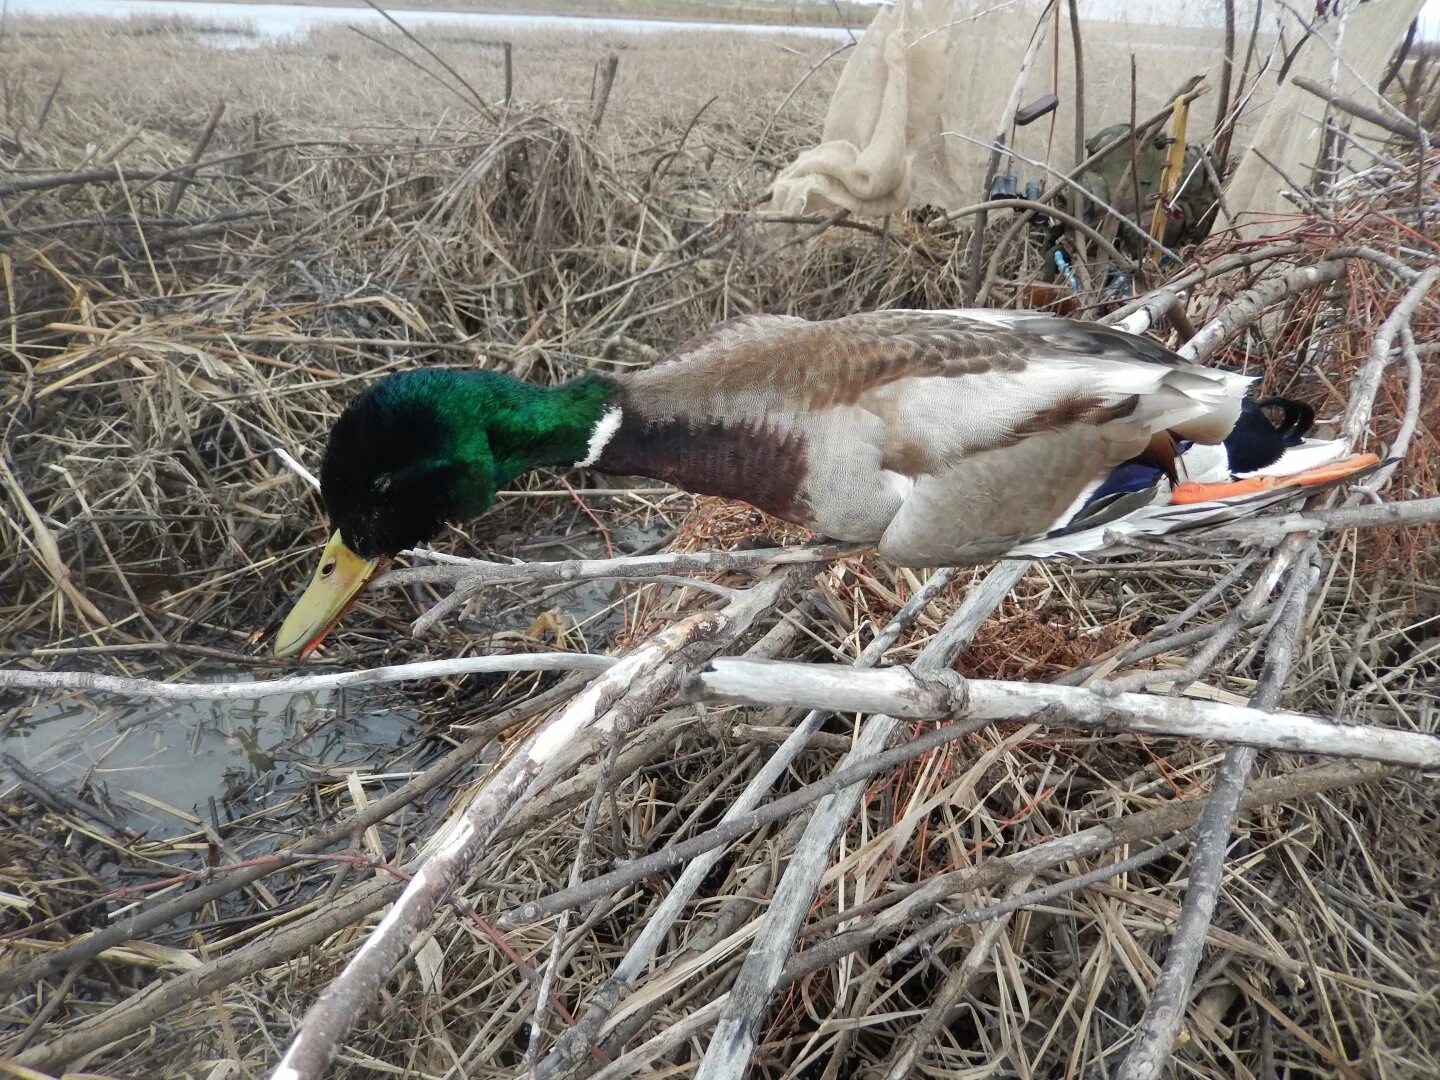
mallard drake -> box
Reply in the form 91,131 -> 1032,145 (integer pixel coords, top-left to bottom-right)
273,309 -> 1377,658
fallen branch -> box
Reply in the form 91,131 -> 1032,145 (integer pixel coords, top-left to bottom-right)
1178,260 -> 1347,362
1115,538 -> 1316,1078
386,542 -> 864,635
536,568 -> 959,1076
691,559 -> 1032,1079
1293,74 -> 1432,144
684,659 -> 1440,768
1341,265 -> 1440,444
271,565 -> 814,1080
271,611 -> 724,1080
0,652 -> 613,701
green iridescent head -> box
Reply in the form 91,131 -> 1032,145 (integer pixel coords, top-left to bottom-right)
320,368 -> 614,558
272,368 -> 614,659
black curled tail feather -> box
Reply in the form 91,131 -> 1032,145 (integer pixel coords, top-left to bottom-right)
1254,397 -> 1316,443
1223,396 -> 1318,474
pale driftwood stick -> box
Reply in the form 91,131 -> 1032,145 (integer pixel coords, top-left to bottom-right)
1361,326 -> 1425,493
1178,260 -> 1347,362
535,569 -> 958,1077
391,542 -> 864,635
685,659 -> 1440,768
1110,289 -> 1186,336
270,612 -> 724,1080
572,759 -> 1394,1080
693,559 -> 1031,1080
1341,264 -> 1440,445
1100,243 -> 1297,327
1114,544 -> 1315,1080
1102,244 -> 1419,333
271,565 -> 815,1080
0,653 -> 612,702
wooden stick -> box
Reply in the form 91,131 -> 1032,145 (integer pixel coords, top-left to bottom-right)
270,612 -> 724,1080
590,53 -> 620,132
1293,74 -> 1432,144
536,568 -> 960,1076
270,565 -> 813,1080
0,653 -> 613,702
1114,539 -> 1315,1079
691,560 -> 1031,1079
684,659 -> 1440,768
392,542 -> 865,636
163,101 -> 226,217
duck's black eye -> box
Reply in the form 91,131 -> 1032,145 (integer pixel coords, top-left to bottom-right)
373,473 -> 392,494
321,560 -> 336,578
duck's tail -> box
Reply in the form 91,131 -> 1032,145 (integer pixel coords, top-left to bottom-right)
1012,393 -> 1382,559
1009,451 -> 1381,559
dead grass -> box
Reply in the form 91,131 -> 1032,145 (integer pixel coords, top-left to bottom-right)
1,13 -> 1438,1080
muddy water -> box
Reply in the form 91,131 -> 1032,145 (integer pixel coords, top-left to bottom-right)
3,518 -> 665,837
4,681 -> 418,837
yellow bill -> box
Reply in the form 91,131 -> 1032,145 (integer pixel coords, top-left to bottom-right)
273,531 -> 382,659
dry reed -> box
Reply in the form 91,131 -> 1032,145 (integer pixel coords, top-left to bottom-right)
2,13 -> 1438,1080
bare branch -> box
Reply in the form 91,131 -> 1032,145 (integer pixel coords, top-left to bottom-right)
692,559 -> 1032,1079
685,659 -> 1440,768
0,652 -> 613,701
271,612 -> 725,1080
382,542 -> 865,636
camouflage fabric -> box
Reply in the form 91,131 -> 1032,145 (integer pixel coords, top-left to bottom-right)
1041,123 -> 1220,283
1076,122 -> 1220,247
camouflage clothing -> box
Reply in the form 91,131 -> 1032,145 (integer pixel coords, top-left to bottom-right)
1041,123 -> 1220,282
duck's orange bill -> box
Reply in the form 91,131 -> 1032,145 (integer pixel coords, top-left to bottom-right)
273,531 -> 383,659
1170,453 -> 1381,506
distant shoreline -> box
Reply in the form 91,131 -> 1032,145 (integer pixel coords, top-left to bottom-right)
109,0 -> 872,31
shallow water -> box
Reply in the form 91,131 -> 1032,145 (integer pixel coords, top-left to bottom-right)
3,679 -> 418,838
2,517 -> 664,837
9,0 -> 853,44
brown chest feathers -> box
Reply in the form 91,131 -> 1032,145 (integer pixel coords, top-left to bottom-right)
594,406 -> 813,526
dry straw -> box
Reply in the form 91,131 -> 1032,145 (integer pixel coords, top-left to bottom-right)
2,11 -> 1439,1080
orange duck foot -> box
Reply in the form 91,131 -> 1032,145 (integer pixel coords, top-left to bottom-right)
1170,453 -> 1381,506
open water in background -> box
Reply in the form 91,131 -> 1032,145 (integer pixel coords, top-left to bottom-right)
5,0 -> 854,43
